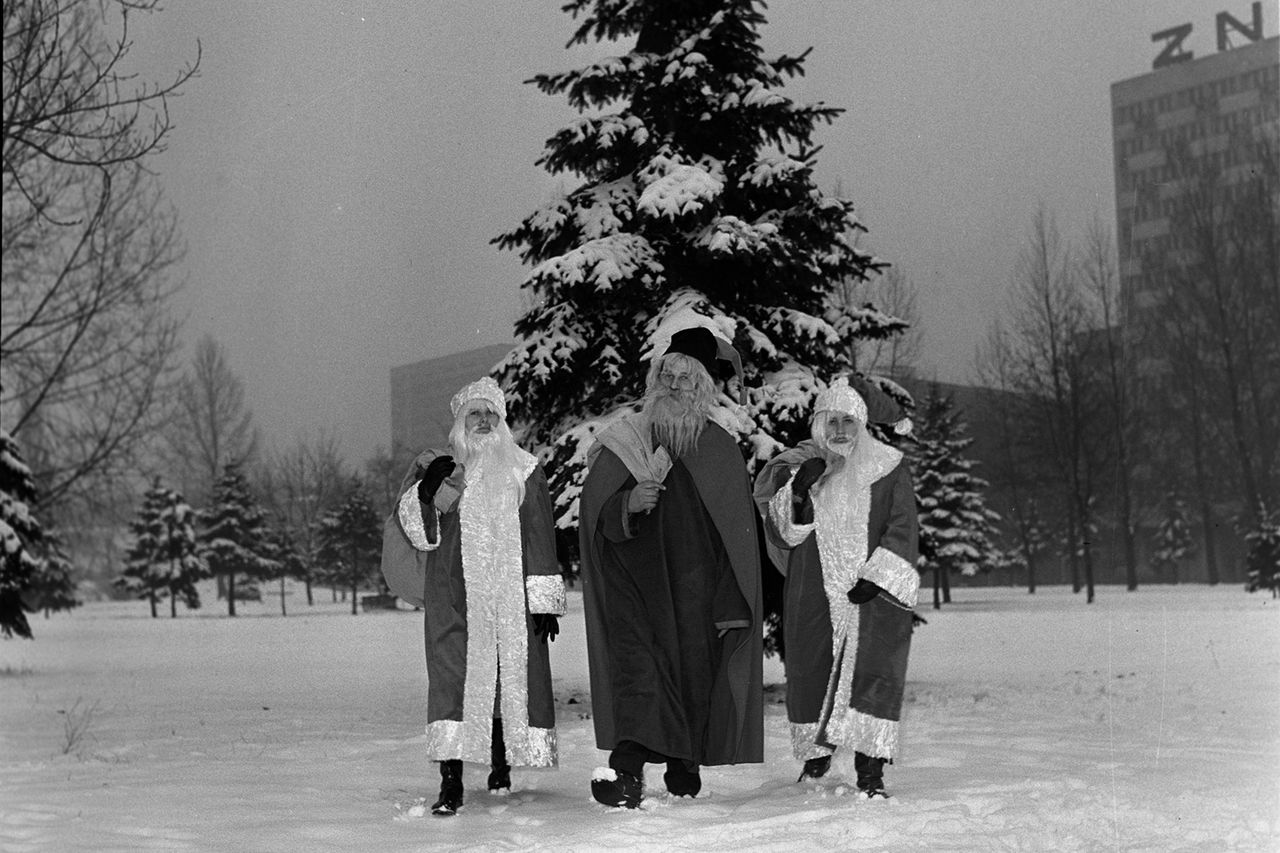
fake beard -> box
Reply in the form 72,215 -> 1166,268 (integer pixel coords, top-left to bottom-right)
458,429 -> 518,483
645,389 -> 707,458
823,433 -> 859,458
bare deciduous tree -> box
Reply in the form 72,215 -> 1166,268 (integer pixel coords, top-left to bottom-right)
1147,128 -> 1280,530
1,0 -> 199,508
835,267 -> 923,378
259,431 -> 347,606
164,335 -> 260,508
987,207 -> 1107,602
1080,216 -> 1140,590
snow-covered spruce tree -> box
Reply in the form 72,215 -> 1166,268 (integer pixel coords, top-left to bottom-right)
26,527 -> 78,619
1,429 -> 42,638
119,479 -> 202,617
1151,491 -> 1194,585
118,479 -> 204,618
315,479 -> 383,615
201,464 -> 277,617
910,385 -> 1002,610
265,526 -> 305,617
494,1 -> 903,567
118,478 -> 170,617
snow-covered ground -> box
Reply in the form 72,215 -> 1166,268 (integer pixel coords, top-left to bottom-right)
1,585 -> 1277,852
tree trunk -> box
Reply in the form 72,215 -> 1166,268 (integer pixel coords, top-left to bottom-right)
932,566 -> 941,610
149,591 -> 157,619
279,577 -> 287,617
227,572 -> 237,617
941,567 -> 952,604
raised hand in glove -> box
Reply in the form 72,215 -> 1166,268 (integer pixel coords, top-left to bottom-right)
532,613 -> 559,644
847,578 -> 884,605
417,455 -> 456,504
791,457 -> 827,500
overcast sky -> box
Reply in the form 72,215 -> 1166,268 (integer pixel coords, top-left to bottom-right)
124,1 -> 1277,465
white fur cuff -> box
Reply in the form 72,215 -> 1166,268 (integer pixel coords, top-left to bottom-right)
768,474 -> 817,548
860,546 -> 919,609
526,574 -> 567,616
398,484 -> 440,551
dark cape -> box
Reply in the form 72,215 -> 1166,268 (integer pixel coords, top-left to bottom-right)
579,417 -> 764,766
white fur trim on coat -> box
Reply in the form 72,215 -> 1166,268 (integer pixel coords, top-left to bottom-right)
860,546 -> 919,609
525,574 -> 567,616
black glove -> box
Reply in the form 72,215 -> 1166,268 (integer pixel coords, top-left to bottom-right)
417,455 -> 456,504
532,613 -> 559,644
847,579 -> 883,605
791,457 -> 827,500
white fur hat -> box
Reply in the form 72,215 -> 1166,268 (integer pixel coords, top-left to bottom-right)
813,376 -> 868,422
450,376 -> 506,419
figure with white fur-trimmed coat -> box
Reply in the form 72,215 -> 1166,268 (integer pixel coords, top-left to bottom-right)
753,376 -> 919,799
381,377 -> 566,817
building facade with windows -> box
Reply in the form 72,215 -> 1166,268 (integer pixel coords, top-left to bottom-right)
1110,33 -> 1278,339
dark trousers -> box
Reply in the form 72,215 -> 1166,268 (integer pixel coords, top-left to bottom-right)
610,739 -> 698,778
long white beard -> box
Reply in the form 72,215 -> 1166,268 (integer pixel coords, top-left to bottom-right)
456,430 -> 524,497
645,390 -> 708,458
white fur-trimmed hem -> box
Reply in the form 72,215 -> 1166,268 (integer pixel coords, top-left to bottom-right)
424,719 -> 558,767
861,546 -> 919,609
789,721 -> 836,762
526,574 -> 567,616
398,484 -> 440,551
824,707 -> 900,759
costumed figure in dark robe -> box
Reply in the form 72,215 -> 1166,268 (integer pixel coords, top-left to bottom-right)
381,377 -> 566,817
579,326 -> 764,809
753,377 -> 919,798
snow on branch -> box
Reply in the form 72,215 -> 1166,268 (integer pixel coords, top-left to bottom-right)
528,233 -> 660,292
764,306 -> 840,346
745,154 -> 807,188
698,215 -> 780,254
637,151 -> 724,219
575,180 -> 637,240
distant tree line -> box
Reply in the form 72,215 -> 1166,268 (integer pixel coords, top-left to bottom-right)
977,119 -> 1277,599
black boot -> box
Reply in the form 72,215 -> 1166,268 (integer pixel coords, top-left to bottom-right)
592,742 -> 646,808
797,754 -> 832,782
854,752 -> 888,798
591,768 -> 643,808
487,717 -> 511,792
663,760 -> 701,798
432,759 -> 464,816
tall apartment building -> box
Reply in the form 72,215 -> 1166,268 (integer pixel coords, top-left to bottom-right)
1110,16 -> 1277,356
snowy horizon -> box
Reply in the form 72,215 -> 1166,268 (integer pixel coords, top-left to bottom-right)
2,584 -> 1277,851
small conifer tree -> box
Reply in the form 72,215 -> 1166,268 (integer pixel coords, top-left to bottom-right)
910,385 -> 1002,609
1151,492 -> 1194,585
201,464 -> 277,617
316,479 -> 383,615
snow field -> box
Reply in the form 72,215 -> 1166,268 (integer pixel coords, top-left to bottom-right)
0,585 -> 1277,852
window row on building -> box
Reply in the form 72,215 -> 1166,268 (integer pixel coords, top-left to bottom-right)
1112,64 -> 1279,126
1116,104 -> 1274,159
